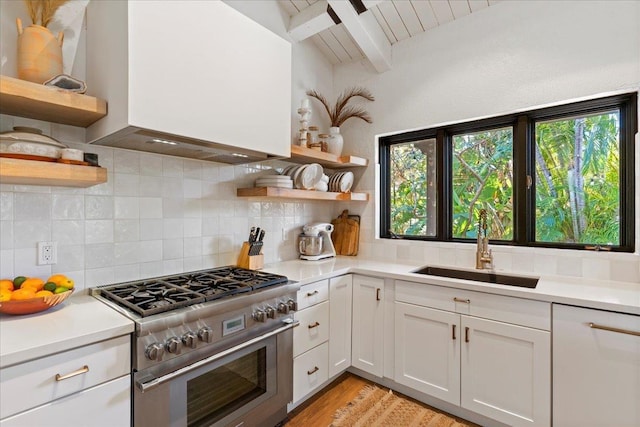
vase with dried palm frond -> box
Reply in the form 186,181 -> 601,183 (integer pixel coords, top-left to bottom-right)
306,87 -> 374,155
16,0 -> 68,84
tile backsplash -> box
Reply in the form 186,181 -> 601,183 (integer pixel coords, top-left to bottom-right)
0,116 -> 334,292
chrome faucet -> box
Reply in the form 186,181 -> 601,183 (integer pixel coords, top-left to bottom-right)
476,209 -> 493,270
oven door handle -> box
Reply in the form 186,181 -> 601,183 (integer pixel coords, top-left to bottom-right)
137,320 -> 299,393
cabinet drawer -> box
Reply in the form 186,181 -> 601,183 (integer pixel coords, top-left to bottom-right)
0,375 -> 130,427
297,280 -> 329,310
293,341 -> 329,404
396,280 -> 550,330
0,335 -> 130,419
294,301 -> 329,357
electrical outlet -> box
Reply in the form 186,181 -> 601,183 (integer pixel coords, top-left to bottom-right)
37,241 -> 57,265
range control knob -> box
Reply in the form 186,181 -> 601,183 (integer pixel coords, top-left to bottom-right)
182,331 -> 198,349
287,299 -> 298,312
165,336 -> 182,354
252,309 -> 266,323
265,306 -> 276,319
145,343 -> 165,361
198,326 -> 213,343
277,302 -> 289,314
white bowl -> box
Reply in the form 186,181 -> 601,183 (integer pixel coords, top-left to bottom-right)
0,127 -> 67,161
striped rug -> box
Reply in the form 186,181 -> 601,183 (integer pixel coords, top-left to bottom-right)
331,385 -> 474,427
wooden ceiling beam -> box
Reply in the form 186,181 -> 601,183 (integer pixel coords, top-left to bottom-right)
327,0 -> 392,72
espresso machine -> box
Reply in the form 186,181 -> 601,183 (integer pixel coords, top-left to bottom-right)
298,223 -> 336,261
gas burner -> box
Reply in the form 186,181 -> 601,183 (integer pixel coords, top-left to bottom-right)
95,266 -> 289,317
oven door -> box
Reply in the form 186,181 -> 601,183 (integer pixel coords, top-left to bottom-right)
134,322 -> 296,427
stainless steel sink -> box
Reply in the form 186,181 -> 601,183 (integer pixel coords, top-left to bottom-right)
413,266 -> 539,289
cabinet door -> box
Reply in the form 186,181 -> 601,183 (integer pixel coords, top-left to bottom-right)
461,316 -> 550,427
395,302 -> 460,405
553,304 -> 640,427
0,376 -> 130,427
293,301 -> 329,357
351,275 -> 384,377
329,275 -> 352,377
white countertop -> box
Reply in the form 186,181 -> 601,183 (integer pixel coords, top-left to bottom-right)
263,257 -> 640,316
1,257 -> 637,368
0,295 -> 134,368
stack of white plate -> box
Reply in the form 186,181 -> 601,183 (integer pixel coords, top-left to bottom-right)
255,174 -> 293,188
328,171 -> 354,193
281,163 -> 324,190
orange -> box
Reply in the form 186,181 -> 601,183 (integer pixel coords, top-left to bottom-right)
0,289 -> 11,302
0,279 -> 14,292
47,274 -> 74,290
21,278 -> 45,291
11,288 -> 37,300
35,290 -> 54,297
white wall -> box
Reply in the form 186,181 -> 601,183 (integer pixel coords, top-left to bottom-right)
334,0 -> 640,282
0,0 -> 335,292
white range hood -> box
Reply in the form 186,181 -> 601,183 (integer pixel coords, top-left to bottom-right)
85,0 -> 292,164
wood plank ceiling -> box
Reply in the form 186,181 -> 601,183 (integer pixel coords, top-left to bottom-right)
278,0 -> 501,71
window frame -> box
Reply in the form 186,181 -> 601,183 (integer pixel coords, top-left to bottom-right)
379,92 -> 637,252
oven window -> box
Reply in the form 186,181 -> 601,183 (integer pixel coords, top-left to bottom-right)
187,347 -> 267,427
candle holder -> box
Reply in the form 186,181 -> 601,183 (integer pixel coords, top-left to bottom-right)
297,106 -> 311,146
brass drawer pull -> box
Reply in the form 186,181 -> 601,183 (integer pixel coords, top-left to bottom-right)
589,323 -> 640,337
307,366 -> 319,375
306,290 -> 319,297
452,324 -> 456,340
55,365 -> 89,381
308,321 -> 320,329
465,327 -> 470,343
376,288 -> 381,301
454,297 -> 470,304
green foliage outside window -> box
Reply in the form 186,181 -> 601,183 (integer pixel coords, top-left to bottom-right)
535,111 -> 620,244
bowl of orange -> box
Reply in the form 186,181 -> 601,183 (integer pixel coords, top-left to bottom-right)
0,275 -> 75,315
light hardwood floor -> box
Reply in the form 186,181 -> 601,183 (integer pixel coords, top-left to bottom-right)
285,373 -> 373,427
284,373 -> 477,427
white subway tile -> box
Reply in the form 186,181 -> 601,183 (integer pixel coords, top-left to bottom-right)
55,245 -> 85,271
114,264 -> 141,283
85,220 -> 114,244
0,249 -> 14,278
163,218 -> 184,239
140,219 -> 163,241
0,192 -> 13,220
85,267 -> 116,287
139,197 -> 162,218
52,220 -> 84,245
13,247 -> 51,278
14,193 -> 51,220
13,220 -> 51,248
114,241 -> 141,265
1,221 -> 12,250
139,175 -> 163,197
184,179 -> 202,198
139,240 -> 163,262
114,197 -> 140,219
52,194 -> 84,220
114,219 -> 140,242
114,150 -> 140,174
163,157 -> 183,177
85,195 -> 114,219
184,237 -> 202,257
114,173 -> 140,196
140,153 -> 164,176
85,243 -> 115,268
163,239 -> 184,260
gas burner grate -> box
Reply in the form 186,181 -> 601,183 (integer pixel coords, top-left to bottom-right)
98,281 -> 205,317
95,266 -> 289,316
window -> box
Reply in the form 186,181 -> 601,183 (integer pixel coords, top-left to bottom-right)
379,93 -> 637,251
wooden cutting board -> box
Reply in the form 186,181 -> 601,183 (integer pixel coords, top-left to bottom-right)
331,210 -> 360,256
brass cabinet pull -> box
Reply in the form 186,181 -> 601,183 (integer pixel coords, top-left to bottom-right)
306,290 -> 319,297
55,365 -> 89,381
454,297 -> 471,304
452,324 -> 456,340
465,327 -> 470,343
376,288 -> 381,301
307,366 -> 319,375
589,322 -> 640,337
308,321 -> 320,329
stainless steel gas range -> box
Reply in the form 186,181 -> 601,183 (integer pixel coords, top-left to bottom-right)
92,266 -> 300,427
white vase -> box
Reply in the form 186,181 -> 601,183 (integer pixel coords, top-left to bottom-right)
327,127 -> 344,155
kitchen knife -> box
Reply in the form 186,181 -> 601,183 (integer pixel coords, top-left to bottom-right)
250,241 -> 263,256
248,227 -> 256,243
257,229 -> 265,243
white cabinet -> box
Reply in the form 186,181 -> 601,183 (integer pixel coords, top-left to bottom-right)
553,304 -> 640,427
0,335 -> 131,425
0,376 -> 130,427
460,316 -> 550,426
86,0 -> 291,160
395,281 -> 551,427
329,275 -> 352,377
352,275 -> 385,377
395,302 -> 460,404
291,280 -> 330,406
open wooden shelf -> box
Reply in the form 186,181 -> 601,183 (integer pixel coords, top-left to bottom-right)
289,145 -> 368,168
237,187 -> 369,201
0,157 -> 107,188
0,75 -> 107,127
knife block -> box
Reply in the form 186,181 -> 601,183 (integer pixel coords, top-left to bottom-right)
237,242 -> 264,270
